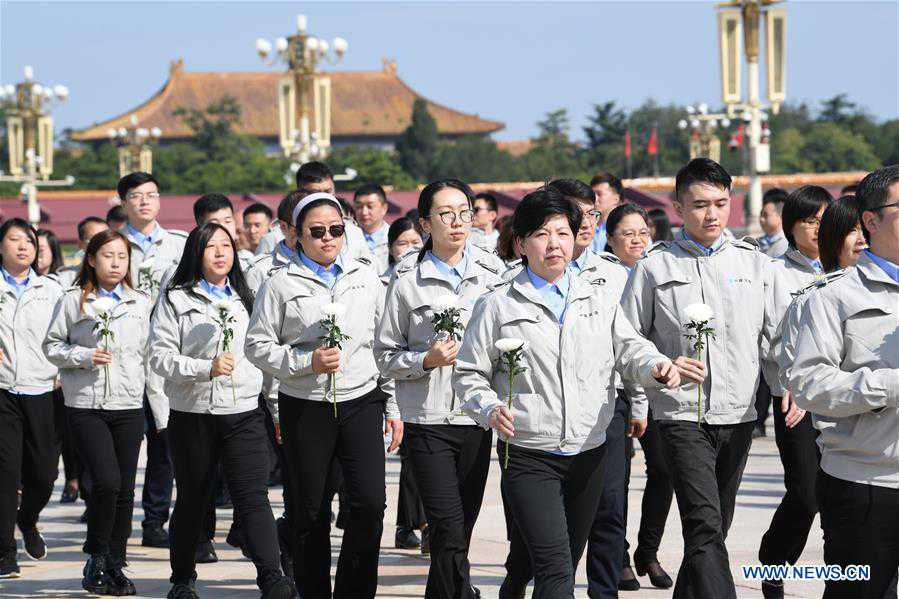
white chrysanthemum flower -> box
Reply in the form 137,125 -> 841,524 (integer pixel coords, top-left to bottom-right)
90,297 -> 117,317
321,302 -> 347,318
495,338 -> 525,353
684,303 -> 714,323
139,258 -> 155,271
212,299 -> 233,313
431,294 -> 459,313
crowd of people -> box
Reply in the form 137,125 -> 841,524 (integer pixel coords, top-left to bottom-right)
0,156 -> 896,599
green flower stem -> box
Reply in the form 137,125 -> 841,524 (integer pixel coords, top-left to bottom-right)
504,363 -> 513,469
696,346 -> 702,427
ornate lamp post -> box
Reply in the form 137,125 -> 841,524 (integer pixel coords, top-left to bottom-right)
679,103 -> 732,163
0,65 -> 74,225
256,15 -> 347,170
717,0 -> 787,235
107,114 -> 162,176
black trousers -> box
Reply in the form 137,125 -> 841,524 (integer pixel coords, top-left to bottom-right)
280,389 -> 387,599
502,442 -> 607,599
624,412 -> 673,568
168,408 -> 280,587
142,396 -> 173,529
759,398 -> 820,568
396,442 -> 426,530
658,419 -> 754,599
755,375 -> 771,432
405,423 -> 491,599
818,471 -> 899,599
0,389 -> 58,553
53,388 -> 81,483
67,407 -> 144,562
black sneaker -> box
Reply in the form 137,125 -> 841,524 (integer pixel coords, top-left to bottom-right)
142,524 -> 170,548
82,554 -> 111,595
261,574 -> 297,599
194,540 -> 218,564
394,527 -> 421,549
21,527 -> 47,560
106,559 -> 137,596
167,582 -> 199,599
0,550 -> 20,578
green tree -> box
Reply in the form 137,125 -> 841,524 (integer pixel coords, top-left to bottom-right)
800,122 -> 880,172
327,146 -> 415,190
517,109 -> 585,181
432,136 -> 521,182
395,98 -> 439,181
873,120 -> 899,167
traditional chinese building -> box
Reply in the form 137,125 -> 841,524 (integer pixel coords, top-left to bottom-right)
71,58 -> 504,150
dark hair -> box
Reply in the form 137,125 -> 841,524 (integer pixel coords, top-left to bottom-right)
277,190 -> 309,224
354,183 -> 388,205
193,193 -> 233,226
840,183 -> 859,196
589,172 -> 623,196
243,202 -> 273,221
106,205 -> 128,225
512,187 -> 583,265
647,208 -> 672,241
762,187 -> 789,208
819,196 -> 863,273
416,179 -> 475,255
77,216 -> 108,242
336,196 -> 355,220
296,161 -> 333,189
856,165 -> 899,213
116,171 -> 159,201
604,204 -> 650,252
782,185 -> 833,248
166,223 -> 255,314
547,179 -> 594,205
495,215 -> 516,262
387,217 -> 418,265
0,218 -> 39,272
75,229 -> 133,312
674,158 -> 732,203
474,192 -> 498,212
36,229 -> 65,275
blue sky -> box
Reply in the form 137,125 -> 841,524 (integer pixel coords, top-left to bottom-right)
1,1 -> 897,142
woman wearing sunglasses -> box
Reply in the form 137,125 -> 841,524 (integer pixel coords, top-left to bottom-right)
375,179 -> 505,598
246,192 -> 402,599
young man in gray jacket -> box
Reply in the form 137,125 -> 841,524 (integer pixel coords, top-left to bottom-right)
621,158 -> 773,599
789,165 -> 899,599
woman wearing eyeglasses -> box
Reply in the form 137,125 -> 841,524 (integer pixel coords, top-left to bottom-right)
375,179 -> 505,599
246,193 -> 402,599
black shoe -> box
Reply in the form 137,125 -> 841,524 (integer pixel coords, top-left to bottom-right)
106,560 -> 137,596
142,524 -> 169,548
498,577 -> 526,599
195,541 -> 218,564
82,554 -> 111,595
335,510 -> 348,530
420,525 -> 430,555
618,565 -> 641,591
61,482 -> 79,504
21,527 -> 46,560
0,550 -> 20,579
762,580 -> 785,599
471,586 -> 481,598
395,527 -> 421,549
261,574 -> 297,598
753,425 -> 766,438
635,561 -> 673,589
167,582 -> 199,599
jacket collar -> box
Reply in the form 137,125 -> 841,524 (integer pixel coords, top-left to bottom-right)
784,248 -> 820,274
857,251 -> 899,290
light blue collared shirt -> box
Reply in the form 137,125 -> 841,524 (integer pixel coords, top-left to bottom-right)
2,267 -> 33,298
199,279 -> 233,300
680,229 -> 725,256
125,223 -> 160,254
569,248 -> 592,275
526,266 -> 571,324
363,222 -> 389,252
98,283 -> 125,305
801,253 -> 823,273
276,240 -> 299,263
590,223 -> 608,254
427,250 -> 469,292
866,249 -> 899,283
298,251 -> 344,289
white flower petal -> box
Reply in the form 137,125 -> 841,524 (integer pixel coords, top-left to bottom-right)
495,337 -> 525,353
90,297 -> 117,316
684,303 -> 714,323
139,258 -> 155,270
431,293 -> 459,313
321,302 -> 347,318
212,299 -> 233,312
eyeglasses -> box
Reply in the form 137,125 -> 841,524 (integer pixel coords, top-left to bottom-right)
431,209 -> 475,225
308,225 -> 346,239
614,229 -> 652,240
872,201 -> 899,212
799,217 -> 822,227
125,192 -> 160,201
585,209 -> 602,220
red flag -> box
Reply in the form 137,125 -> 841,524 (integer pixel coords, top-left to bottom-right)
729,124 -> 745,150
647,125 -> 658,156
624,129 -> 632,158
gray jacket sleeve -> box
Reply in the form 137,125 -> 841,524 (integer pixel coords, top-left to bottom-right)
611,305 -> 666,399
244,278 -> 315,380
790,293 -> 899,417
148,295 -> 213,383
619,263 -> 656,420
454,297 -> 501,429
44,296 -> 95,369
372,275 -> 400,420
374,281 -> 428,381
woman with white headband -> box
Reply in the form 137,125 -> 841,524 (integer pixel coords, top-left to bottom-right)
246,192 -> 403,599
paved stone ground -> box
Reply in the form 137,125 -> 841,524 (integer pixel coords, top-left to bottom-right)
0,433 -> 826,598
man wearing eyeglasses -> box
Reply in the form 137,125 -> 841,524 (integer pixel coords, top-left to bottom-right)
117,171 -> 188,551
790,165 -> 899,599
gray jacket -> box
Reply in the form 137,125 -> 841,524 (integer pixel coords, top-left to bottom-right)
149,285 -> 263,415
454,268 -> 668,454
762,249 -> 822,397
0,275 -> 64,394
245,255 -> 399,418
757,231 -> 789,258
125,225 -> 188,300
374,245 -> 504,425
621,237 -> 773,424
44,287 -> 151,409
790,254 -> 899,488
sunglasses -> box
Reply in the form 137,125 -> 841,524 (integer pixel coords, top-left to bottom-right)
308,225 -> 346,239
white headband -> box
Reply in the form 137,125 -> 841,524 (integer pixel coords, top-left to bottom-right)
292,192 -> 343,227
